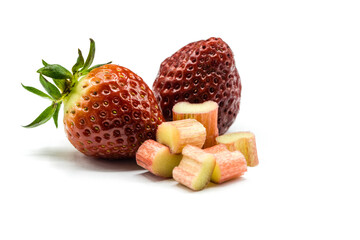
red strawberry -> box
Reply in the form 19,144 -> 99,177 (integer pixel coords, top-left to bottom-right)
23,39 -> 164,159
152,37 -> 241,135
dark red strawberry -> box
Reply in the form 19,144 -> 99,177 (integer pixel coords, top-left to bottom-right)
152,37 -> 241,135
23,39 -> 164,159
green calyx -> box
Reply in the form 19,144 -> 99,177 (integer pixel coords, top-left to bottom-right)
22,38 -> 111,128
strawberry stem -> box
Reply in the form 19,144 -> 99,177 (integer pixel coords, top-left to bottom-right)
22,39 -> 111,128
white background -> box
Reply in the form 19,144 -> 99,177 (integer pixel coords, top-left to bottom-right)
1,0 -> 359,239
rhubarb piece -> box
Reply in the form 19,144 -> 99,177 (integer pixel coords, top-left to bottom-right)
173,101 -> 219,148
156,119 -> 206,154
173,145 -> 216,191
136,140 -> 182,178
216,132 -> 259,167
204,144 -> 247,183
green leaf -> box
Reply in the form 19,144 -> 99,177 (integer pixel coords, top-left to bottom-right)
52,78 -> 66,92
37,64 -> 73,80
21,83 -> 53,100
72,49 -> 85,74
53,102 -> 62,128
81,61 -> 112,76
42,59 -> 49,66
81,38 -> 95,71
39,74 -> 62,100
23,103 -> 58,128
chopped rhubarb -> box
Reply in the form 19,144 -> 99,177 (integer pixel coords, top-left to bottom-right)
172,145 -> 216,191
156,119 -> 206,154
173,101 -> 219,148
204,144 -> 247,183
136,140 -> 182,178
216,132 -> 259,167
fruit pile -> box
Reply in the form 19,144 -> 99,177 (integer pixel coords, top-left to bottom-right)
136,101 -> 258,191
23,38 -> 258,191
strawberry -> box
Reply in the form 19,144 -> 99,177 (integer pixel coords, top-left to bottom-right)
23,39 -> 164,159
152,37 -> 241,135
